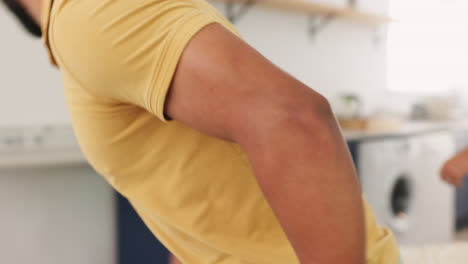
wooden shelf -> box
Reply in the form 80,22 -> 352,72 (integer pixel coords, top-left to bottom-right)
214,0 -> 392,25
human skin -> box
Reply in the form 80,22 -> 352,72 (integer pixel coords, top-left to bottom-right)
441,148 -> 468,187
16,0 -> 42,23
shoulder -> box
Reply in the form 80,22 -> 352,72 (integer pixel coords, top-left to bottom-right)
49,0 -> 239,101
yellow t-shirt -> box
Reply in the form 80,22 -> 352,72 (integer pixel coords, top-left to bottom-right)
41,0 -> 400,263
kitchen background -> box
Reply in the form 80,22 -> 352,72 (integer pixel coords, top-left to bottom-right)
1,0 -> 468,264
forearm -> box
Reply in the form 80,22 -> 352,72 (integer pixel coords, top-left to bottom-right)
442,147 -> 468,186
238,110 -> 365,264
457,148 -> 468,172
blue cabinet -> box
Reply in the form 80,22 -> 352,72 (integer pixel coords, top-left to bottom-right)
117,193 -> 169,264
454,132 -> 468,230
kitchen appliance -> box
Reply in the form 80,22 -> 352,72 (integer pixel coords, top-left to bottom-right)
358,131 -> 455,245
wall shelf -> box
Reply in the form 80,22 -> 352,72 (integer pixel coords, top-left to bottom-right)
214,0 -> 393,25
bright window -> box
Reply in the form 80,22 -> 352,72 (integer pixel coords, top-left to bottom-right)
387,0 -> 468,94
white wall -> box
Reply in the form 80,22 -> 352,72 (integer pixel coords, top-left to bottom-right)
0,1 -> 405,127
0,5 -> 69,126
208,0 -> 411,115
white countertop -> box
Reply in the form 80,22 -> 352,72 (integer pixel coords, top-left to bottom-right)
0,121 -> 467,168
0,147 -> 87,169
343,120 -> 468,141
0,125 -> 87,169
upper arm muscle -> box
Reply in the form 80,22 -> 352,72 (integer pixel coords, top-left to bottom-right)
165,23 -> 324,143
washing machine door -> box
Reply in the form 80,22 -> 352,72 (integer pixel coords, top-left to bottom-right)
387,171 -> 415,234
364,167 -> 415,235
358,138 -> 415,234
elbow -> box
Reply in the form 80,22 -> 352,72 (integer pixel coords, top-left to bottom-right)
234,93 -> 340,149
289,94 -> 335,130
277,93 -> 337,137
285,96 -> 341,149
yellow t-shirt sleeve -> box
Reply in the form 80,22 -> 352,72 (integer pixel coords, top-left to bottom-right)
50,0 -> 236,121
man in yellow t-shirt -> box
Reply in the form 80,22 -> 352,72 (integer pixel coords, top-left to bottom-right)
3,0 -> 401,263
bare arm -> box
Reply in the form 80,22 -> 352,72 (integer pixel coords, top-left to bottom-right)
165,24 -> 365,263
169,254 -> 181,264
442,147 -> 468,187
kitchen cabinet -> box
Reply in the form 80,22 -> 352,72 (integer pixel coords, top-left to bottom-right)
117,194 -> 169,264
0,164 -> 116,264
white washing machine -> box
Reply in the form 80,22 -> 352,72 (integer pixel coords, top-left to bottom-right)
359,131 -> 456,245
